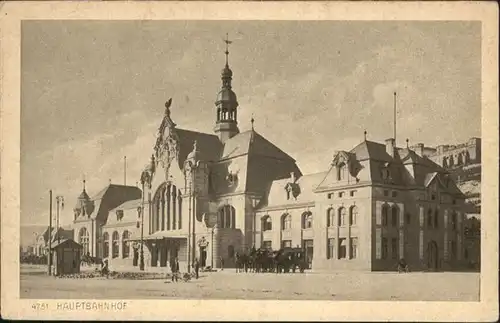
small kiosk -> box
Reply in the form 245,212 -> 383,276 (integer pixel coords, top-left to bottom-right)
50,239 -> 82,276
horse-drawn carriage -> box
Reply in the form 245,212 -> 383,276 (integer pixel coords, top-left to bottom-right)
234,246 -> 307,274
279,247 -> 307,273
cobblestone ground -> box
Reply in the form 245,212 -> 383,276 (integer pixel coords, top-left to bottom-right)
20,265 -> 479,301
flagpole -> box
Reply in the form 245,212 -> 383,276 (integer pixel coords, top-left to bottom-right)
393,91 -> 397,143
48,190 -> 53,276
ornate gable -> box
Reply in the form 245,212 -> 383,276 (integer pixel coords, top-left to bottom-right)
331,150 -> 362,179
153,99 -> 181,181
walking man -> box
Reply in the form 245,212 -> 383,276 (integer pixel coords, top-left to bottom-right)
170,257 -> 179,282
193,258 -> 200,279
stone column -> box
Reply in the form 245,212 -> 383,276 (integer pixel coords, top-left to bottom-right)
419,205 -> 424,261
443,209 -> 449,261
213,226 -> 220,268
399,203 -> 405,258
457,212 -> 463,261
347,224 -> 351,259
375,201 -> 382,260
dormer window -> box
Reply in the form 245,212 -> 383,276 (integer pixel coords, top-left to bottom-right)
285,182 -> 300,200
226,172 -> 237,187
116,210 -> 124,221
337,163 -> 347,181
381,168 -> 390,181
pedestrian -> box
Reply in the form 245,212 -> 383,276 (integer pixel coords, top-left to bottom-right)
193,258 -> 200,279
170,257 -> 179,282
220,256 -> 224,271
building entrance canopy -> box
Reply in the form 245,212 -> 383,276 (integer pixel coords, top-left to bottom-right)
125,231 -> 188,241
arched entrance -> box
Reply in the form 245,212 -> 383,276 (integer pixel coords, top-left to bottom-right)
427,240 -> 439,271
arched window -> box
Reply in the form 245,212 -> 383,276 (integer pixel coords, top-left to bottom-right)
434,209 -> 439,228
391,206 -> 399,227
262,215 -> 272,231
102,232 -> 109,258
122,231 -> 130,258
327,208 -> 335,227
449,155 -> 454,166
464,151 -> 471,164
79,227 -> 90,256
218,205 -> 236,229
337,163 -> 346,181
112,231 -> 119,258
381,205 -> 389,226
302,211 -> 313,229
281,213 -> 292,230
350,206 -> 358,226
457,153 -> 463,165
338,207 -> 347,226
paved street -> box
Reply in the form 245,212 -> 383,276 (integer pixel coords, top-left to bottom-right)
20,265 -> 479,301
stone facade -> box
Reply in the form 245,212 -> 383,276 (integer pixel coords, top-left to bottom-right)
65,47 -> 471,273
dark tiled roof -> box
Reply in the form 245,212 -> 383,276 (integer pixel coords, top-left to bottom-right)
350,140 -> 393,162
259,171 -> 327,209
110,198 -> 142,212
221,130 -> 297,162
50,238 -> 82,250
176,128 -> 222,166
85,184 -> 142,222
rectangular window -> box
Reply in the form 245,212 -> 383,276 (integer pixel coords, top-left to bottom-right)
281,240 -> 292,249
350,238 -> 358,259
392,191 -> 398,198
327,193 -> 333,199
339,192 -> 344,198
381,238 -> 388,259
405,213 -> 411,225
327,238 -> 335,259
391,238 -> 398,259
384,190 -> 389,197
338,238 -> 347,259
262,241 -> 272,250
350,190 -> 356,197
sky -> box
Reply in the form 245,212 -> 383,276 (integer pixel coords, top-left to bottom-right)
21,20 -> 481,226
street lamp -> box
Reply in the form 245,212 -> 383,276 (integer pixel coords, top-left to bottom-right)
184,158 -> 200,273
140,154 -> 154,271
55,196 -> 65,244
138,183 -> 145,271
204,213 -> 217,269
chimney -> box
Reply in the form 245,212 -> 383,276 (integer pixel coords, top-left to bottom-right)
415,143 -> 424,157
385,138 -> 395,157
290,172 -> 296,182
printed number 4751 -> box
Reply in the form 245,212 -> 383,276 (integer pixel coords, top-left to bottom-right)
32,303 -> 49,310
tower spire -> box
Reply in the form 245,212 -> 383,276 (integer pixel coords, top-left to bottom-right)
224,33 -> 232,67
214,33 -> 239,143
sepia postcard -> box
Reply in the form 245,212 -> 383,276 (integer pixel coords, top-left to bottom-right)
1,1 -> 498,321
